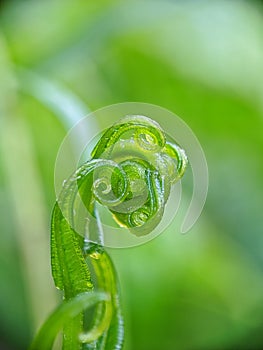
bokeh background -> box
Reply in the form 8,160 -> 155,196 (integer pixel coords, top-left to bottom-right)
1,0 -> 263,349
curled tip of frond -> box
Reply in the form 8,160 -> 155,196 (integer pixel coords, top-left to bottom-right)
79,115 -> 188,236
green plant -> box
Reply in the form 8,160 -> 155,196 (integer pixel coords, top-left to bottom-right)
30,115 -> 187,350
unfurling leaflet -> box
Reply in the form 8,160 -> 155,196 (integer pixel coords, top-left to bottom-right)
30,115 -> 187,350
85,115 -> 187,236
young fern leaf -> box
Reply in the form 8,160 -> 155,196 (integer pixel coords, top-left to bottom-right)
30,115 -> 187,350
51,168 -> 124,350
29,292 -> 108,350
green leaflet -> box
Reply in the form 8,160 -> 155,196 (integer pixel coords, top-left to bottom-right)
29,292 -> 108,350
82,244 -> 124,349
31,115 -> 187,350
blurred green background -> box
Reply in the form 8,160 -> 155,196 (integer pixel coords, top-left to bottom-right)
1,0 -> 263,349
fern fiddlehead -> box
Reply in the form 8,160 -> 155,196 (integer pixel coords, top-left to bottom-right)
30,115 -> 187,350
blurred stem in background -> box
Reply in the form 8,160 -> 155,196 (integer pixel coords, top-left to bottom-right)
1,115 -> 56,329
0,35 -> 57,332
0,32 -> 93,344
